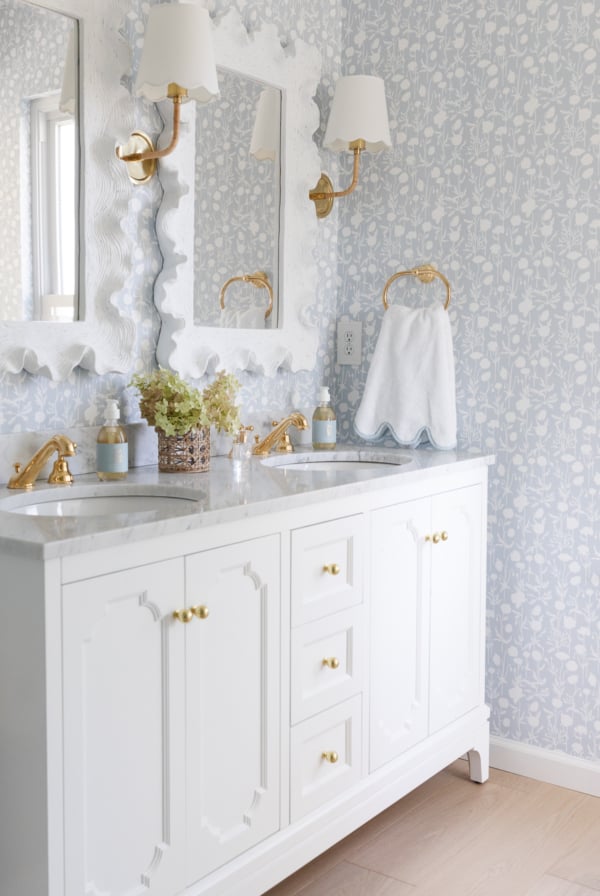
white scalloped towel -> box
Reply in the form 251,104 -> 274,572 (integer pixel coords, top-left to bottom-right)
354,304 -> 457,450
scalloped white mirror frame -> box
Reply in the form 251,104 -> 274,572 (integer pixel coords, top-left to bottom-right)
0,0 -> 136,381
154,9 -> 322,378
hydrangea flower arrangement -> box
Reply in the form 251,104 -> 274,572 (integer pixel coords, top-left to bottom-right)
130,369 -> 241,437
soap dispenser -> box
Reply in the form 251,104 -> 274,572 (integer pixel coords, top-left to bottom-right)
96,399 -> 128,481
312,386 -> 336,450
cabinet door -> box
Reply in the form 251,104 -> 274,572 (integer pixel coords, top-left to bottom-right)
429,484 -> 484,733
369,499 -> 431,772
185,536 -> 280,885
62,560 -> 186,896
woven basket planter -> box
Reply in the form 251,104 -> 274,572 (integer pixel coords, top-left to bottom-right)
157,427 -> 210,473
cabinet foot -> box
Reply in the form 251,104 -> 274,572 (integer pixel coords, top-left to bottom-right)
467,738 -> 490,783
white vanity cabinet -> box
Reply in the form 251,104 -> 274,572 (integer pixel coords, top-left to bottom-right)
60,536 -> 280,896
370,483 -> 485,772
0,455 -> 491,896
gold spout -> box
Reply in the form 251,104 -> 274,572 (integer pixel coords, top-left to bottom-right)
8,434 -> 77,490
252,413 -> 308,456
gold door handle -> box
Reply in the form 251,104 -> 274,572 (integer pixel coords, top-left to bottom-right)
322,657 -> 340,670
321,751 -> 339,764
441,530 -> 449,541
323,563 -> 341,576
172,608 -> 194,624
191,605 -> 210,620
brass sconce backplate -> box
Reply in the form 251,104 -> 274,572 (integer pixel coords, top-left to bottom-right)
121,131 -> 157,185
311,173 -> 335,219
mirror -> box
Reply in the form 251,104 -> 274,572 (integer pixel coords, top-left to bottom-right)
0,0 -> 79,323
155,9 -> 322,377
0,0 -> 136,379
194,69 -> 281,329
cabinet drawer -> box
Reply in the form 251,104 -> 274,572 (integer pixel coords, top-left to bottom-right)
291,607 -> 364,724
290,696 -> 362,823
291,515 -> 364,625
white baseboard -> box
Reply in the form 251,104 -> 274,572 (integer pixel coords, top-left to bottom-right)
489,736 -> 600,797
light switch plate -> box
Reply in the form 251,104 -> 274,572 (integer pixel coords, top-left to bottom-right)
337,319 -> 362,365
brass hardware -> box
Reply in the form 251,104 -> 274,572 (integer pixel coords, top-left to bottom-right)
252,412 -> 308,456
323,563 -> 341,576
426,532 -> 448,545
309,139 -> 365,219
116,85 -> 186,183
173,608 -> 194,624
228,424 -> 254,458
322,657 -> 340,670
382,265 -> 451,311
49,456 -> 75,486
192,605 -> 210,620
219,271 -> 274,320
8,435 -> 77,490
321,751 -> 339,764
116,131 -> 157,184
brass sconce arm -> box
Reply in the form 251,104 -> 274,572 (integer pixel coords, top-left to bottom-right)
309,139 -> 365,218
115,84 -> 187,184
219,271 -> 274,320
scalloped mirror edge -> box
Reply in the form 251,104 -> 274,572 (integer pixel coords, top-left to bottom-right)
0,0 -> 136,381
154,9 -> 322,378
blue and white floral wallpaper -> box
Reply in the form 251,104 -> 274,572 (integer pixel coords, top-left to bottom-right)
0,0 -> 597,766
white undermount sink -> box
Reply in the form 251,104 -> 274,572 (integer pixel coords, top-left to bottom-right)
261,450 -> 412,474
1,486 -> 201,519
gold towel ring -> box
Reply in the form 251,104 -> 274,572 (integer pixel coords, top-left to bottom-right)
219,271 -> 274,320
382,264 -> 451,311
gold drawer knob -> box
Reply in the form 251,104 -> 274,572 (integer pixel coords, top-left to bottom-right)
322,657 -> 340,670
192,605 -> 210,620
321,751 -> 339,764
323,563 -> 341,576
172,608 -> 194,624
441,530 -> 449,541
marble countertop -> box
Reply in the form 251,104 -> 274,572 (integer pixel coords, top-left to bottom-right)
0,446 -> 493,560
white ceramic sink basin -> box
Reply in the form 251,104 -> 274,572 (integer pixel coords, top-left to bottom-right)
2,486 -> 201,520
262,450 -> 412,474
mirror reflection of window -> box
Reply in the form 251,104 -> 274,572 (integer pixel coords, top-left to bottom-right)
193,69 -> 281,329
0,1 -> 79,322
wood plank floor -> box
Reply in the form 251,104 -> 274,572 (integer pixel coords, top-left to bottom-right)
265,761 -> 600,896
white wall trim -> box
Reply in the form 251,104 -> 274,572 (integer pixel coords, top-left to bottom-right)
490,736 -> 600,797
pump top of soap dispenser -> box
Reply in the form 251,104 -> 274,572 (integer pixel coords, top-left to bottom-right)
103,399 -> 120,421
318,386 -> 331,403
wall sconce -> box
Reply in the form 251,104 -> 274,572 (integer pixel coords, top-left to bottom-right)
116,3 -> 219,185
309,75 -> 391,219
250,87 -> 281,161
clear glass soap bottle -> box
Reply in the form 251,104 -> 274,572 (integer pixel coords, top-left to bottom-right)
312,386 -> 336,450
96,399 -> 128,481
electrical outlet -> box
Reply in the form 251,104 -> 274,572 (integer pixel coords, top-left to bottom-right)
337,318 -> 362,365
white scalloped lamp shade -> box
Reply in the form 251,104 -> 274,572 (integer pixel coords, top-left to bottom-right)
250,87 -> 281,161
324,75 -> 391,153
135,3 -> 219,103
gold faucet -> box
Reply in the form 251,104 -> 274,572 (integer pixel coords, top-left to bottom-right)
252,413 -> 308,456
8,434 -> 77,490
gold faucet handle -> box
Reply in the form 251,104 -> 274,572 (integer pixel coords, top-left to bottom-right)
49,455 -> 75,485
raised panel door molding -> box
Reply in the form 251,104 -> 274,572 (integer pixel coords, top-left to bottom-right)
185,536 -> 281,885
61,560 -> 186,896
429,484 -> 484,733
369,499 -> 431,772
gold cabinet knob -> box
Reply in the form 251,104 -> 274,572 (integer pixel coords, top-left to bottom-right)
321,751 -> 339,764
322,657 -> 340,670
432,532 -> 441,544
441,530 -> 449,541
192,605 -> 210,620
323,563 -> 341,576
172,608 -> 194,624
